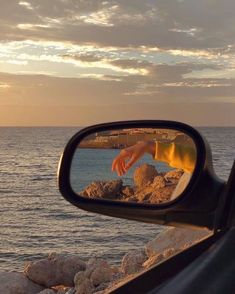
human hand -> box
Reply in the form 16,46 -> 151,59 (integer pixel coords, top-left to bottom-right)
111,141 -> 155,176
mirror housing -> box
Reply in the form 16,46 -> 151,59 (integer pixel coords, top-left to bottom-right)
58,120 -> 225,230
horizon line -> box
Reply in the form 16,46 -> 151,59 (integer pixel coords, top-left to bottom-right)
0,125 -> 235,128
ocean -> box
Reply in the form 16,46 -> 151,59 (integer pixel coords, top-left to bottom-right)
0,127 -> 234,271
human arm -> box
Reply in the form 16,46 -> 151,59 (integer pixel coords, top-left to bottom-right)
155,141 -> 196,173
111,141 -> 155,176
112,140 -> 196,176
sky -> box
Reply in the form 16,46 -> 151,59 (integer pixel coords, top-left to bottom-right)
0,0 -> 235,126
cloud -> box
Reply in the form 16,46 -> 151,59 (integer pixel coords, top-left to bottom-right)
0,71 -> 234,126
0,83 -> 11,89
0,1 -> 235,125
0,0 -> 234,51
18,1 -> 34,10
61,53 -> 102,63
0,70 -> 234,105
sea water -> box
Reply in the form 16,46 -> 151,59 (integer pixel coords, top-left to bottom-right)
0,127 -> 234,271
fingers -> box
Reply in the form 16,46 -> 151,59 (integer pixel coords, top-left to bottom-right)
111,157 -> 118,172
112,158 -> 126,176
112,149 -> 129,176
118,160 -> 126,176
112,154 -> 129,176
111,145 -> 144,176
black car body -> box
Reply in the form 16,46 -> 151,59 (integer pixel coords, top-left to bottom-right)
58,120 -> 235,294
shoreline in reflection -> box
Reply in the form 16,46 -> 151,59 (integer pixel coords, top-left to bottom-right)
78,128 -> 183,149
79,164 -> 185,204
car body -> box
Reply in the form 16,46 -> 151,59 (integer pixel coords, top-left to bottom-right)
58,120 -> 235,293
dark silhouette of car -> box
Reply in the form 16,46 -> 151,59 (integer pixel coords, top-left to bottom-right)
58,120 -> 235,294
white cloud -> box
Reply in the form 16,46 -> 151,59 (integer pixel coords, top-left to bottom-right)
78,5 -> 119,27
167,49 -> 218,59
78,73 -> 122,81
18,1 -> 34,10
17,23 -> 51,30
0,83 -> 11,89
169,27 -> 201,36
7,60 -> 28,65
161,81 -> 232,88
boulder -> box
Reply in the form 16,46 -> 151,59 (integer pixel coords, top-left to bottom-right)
65,289 -> 76,294
145,227 -> 211,258
164,169 -> 184,182
85,258 -> 114,286
50,285 -> 70,294
147,185 -> 176,204
38,289 -> 56,294
133,181 -> 175,204
81,180 -> 123,199
74,272 -> 86,286
121,186 -> 134,197
24,253 -> 86,287
143,248 -> 178,269
0,271 -> 45,294
152,176 -> 166,189
134,164 -> 158,188
93,281 -> 110,293
90,266 -> 112,287
75,278 -> 94,294
121,249 -> 147,275
74,258 -> 115,293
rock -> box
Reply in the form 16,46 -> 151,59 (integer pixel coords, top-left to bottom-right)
75,278 -> 94,294
85,258 -> 113,287
0,271 -> 45,294
125,195 -> 139,202
145,227 -> 211,258
57,290 -> 69,294
38,289 -> 56,294
134,164 -> 158,188
74,272 -> 86,286
164,169 -> 184,182
147,185 -> 176,204
143,248 -> 178,269
74,264 -> 113,294
81,180 -> 123,199
142,254 -> 163,269
24,253 -> 86,287
121,186 -> 134,197
65,289 -> 76,294
90,266 -> 112,287
53,285 -> 70,294
152,176 -> 166,189
121,249 -> 147,275
133,182 -> 175,204
93,281 -> 110,292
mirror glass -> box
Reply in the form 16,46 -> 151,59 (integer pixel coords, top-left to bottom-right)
70,128 -> 197,204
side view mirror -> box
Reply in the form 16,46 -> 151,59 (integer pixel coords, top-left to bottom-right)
58,120 -> 225,229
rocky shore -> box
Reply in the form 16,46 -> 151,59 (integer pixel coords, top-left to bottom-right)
1,164 -> 210,293
1,227 -> 210,294
80,164 -> 184,204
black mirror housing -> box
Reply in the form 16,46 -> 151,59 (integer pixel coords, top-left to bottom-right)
58,120 -> 225,230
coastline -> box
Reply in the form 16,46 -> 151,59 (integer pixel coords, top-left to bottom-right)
1,227 -> 210,294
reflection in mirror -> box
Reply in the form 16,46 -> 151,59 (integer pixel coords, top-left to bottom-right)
70,128 -> 197,204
